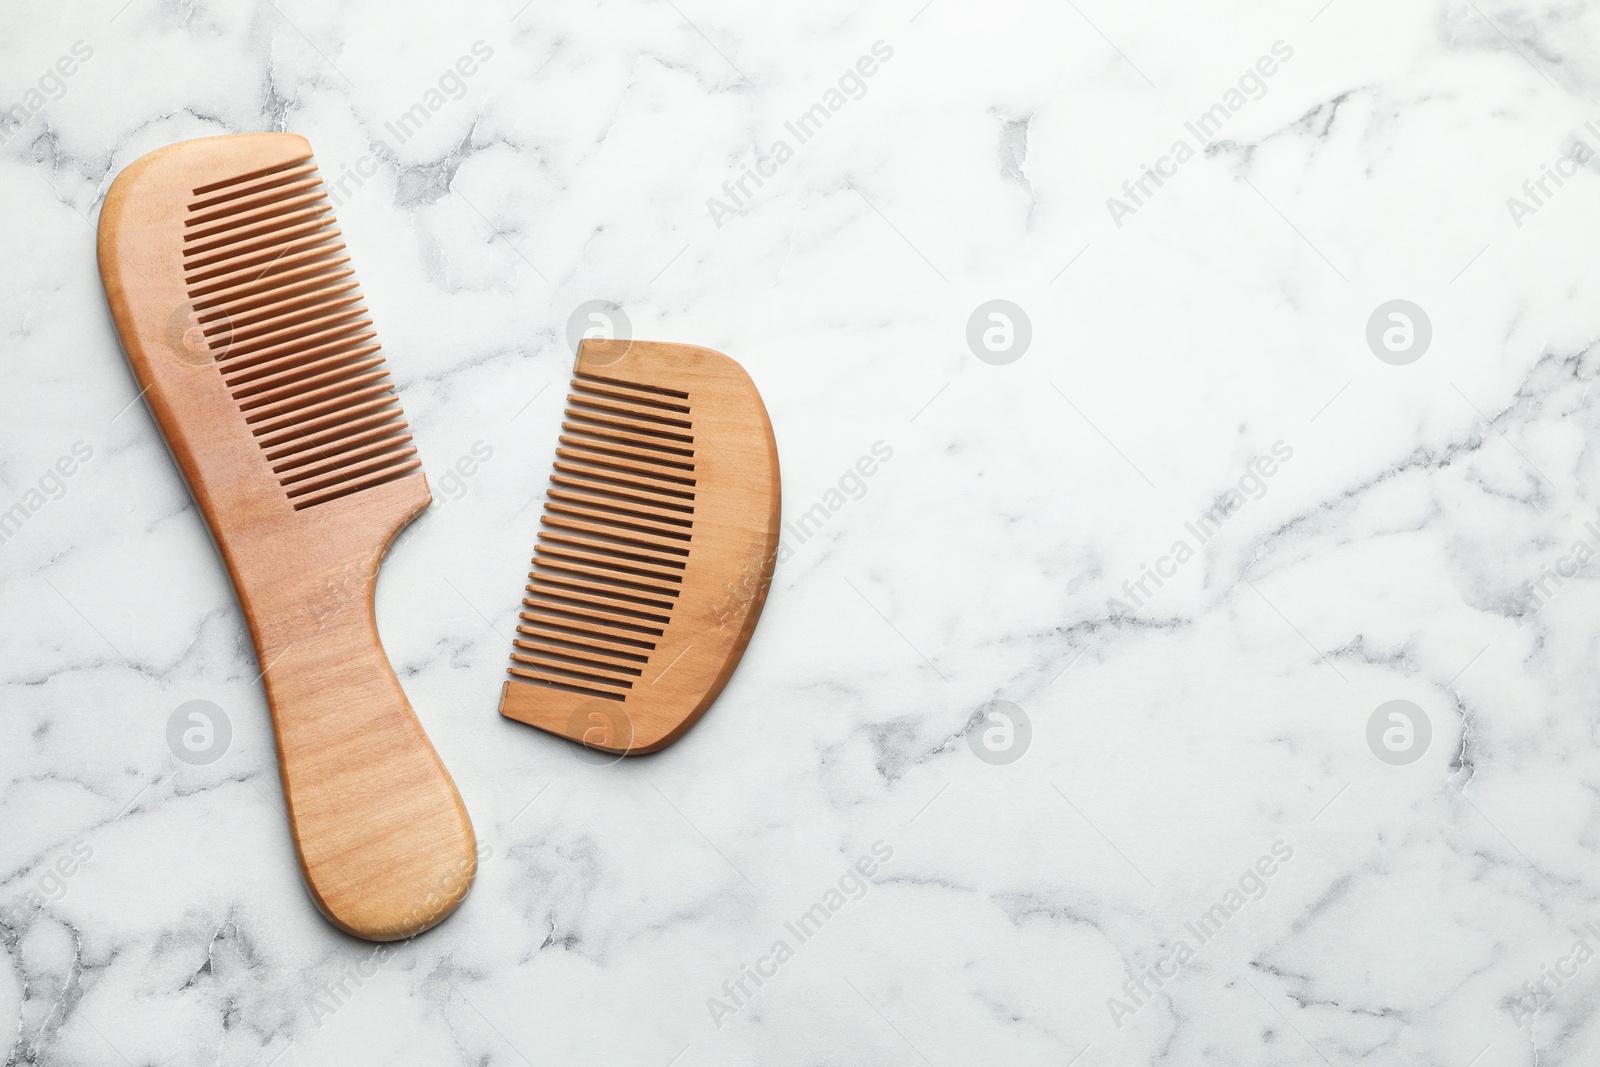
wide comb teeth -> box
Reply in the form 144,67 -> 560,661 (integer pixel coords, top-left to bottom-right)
179,156 -> 420,510
508,374 -> 699,701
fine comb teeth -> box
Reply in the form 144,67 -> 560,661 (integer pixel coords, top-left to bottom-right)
98,133 -> 476,942
514,372 -> 697,699
499,339 -> 780,754
180,156 -> 420,509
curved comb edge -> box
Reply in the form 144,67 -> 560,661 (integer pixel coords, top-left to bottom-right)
500,338 -> 782,754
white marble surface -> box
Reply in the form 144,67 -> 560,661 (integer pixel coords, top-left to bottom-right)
6,0 -> 1600,1063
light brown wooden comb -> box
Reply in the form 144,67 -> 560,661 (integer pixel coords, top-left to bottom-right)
96,133 -> 476,940
498,338 -> 780,753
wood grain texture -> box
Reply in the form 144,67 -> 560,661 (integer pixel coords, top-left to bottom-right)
97,133 -> 476,941
498,338 -> 780,753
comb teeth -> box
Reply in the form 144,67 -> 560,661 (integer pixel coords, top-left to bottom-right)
180,155 -> 420,511
508,373 -> 697,702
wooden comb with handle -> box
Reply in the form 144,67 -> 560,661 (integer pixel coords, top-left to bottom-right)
499,338 -> 780,753
97,133 -> 475,940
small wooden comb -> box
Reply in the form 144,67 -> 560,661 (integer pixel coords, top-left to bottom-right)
498,339 -> 780,753
97,133 -> 476,940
